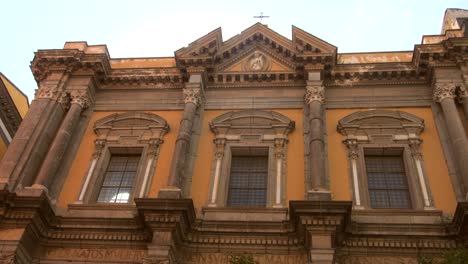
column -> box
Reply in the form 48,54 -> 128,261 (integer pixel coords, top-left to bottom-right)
409,138 -> 433,208
139,139 -> 163,198
344,139 -> 363,209
433,83 -> 468,198
305,80 -> 331,201
458,84 -> 468,118
0,71 -> 71,191
77,139 -> 106,202
208,138 -> 225,207
160,77 -> 203,198
33,90 -> 90,190
274,138 -> 286,207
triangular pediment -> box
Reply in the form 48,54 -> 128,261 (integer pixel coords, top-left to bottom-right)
175,23 -> 337,72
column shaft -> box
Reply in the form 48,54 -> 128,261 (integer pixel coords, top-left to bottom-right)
440,98 -> 468,195
34,103 -> 83,188
167,102 -> 197,188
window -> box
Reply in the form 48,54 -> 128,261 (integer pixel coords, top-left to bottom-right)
227,149 -> 268,207
208,110 -> 294,208
365,149 -> 410,209
97,154 -> 141,203
77,112 -> 169,204
338,110 -> 433,210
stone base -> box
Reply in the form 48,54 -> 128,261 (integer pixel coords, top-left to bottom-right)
307,190 -> 332,201
158,187 -> 182,199
309,249 -> 335,264
20,185 -> 48,197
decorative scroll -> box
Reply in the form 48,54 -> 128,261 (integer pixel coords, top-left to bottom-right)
409,138 -> 423,160
305,85 -> 325,104
344,139 -> 359,160
148,139 -> 163,159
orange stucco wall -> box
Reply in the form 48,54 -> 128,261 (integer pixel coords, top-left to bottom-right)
327,107 -> 457,213
189,109 -> 305,210
0,137 -> 7,162
56,111 -> 182,208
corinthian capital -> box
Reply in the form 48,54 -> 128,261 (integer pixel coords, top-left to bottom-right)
305,85 -> 325,104
183,87 -> 202,106
70,90 -> 91,109
458,84 -> 468,103
433,83 -> 456,103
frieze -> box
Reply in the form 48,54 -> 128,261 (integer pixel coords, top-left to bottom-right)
181,252 -> 307,264
338,256 -> 417,264
45,248 -> 146,262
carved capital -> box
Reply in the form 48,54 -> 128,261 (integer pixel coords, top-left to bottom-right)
344,139 -> 359,160
183,87 -> 202,106
409,138 -> 423,160
92,139 -> 106,159
305,85 -> 325,104
70,90 -> 91,109
275,138 -> 287,159
214,138 -> 226,160
148,139 -> 163,159
57,92 -> 71,110
433,83 -> 457,103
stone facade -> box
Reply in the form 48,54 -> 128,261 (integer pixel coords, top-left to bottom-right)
0,8 -> 468,264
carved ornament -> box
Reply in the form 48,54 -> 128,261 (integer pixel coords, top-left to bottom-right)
433,83 -> 456,103
183,87 -> 202,105
344,139 -> 359,160
70,90 -> 91,109
92,139 -> 106,159
274,138 -> 286,159
409,138 -> 423,160
242,51 -> 271,71
305,85 -> 325,104
214,138 -> 226,159
457,84 -> 468,103
148,139 -> 163,159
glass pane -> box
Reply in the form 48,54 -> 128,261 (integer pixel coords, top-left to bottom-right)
97,154 -> 141,203
369,190 -> 389,208
102,172 -> 123,186
227,155 -> 268,207
388,191 -> 410,208
97,187 -> 119,203
367,172 -> 386,189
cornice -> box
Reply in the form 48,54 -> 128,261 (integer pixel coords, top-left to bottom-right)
0,80 -> 23,136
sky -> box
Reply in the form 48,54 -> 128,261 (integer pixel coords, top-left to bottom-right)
1,0 -> 467,102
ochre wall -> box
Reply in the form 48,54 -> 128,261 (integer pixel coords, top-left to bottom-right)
327,107 -> 457,213
0,138 -> 7,162
56,111 -> 182,208
0,75 -> 29,118
189,109 -> 305,210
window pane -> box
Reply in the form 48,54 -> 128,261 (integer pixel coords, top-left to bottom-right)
97,154 -> 140,203
227,155 -> 268,207
365,152 -> 410,209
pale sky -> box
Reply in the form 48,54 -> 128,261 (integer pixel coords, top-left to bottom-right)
1,0 -> 467,101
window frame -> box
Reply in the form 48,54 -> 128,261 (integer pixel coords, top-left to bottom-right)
207,110 -> 295,208
77,112 -> 169,205
338,110 -> 433,210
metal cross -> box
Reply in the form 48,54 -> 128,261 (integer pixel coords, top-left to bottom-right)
253,12 -> 269,23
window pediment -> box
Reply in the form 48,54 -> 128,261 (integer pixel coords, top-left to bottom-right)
337,110 -> 424,138
94,112 -> 170,142
209,110 -> 295,137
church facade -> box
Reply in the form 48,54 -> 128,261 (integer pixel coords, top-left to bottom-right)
0,9 -> 468,264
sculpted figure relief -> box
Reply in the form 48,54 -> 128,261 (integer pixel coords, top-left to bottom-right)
243,51 -> 270,71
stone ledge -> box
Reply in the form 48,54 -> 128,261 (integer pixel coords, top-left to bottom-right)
202,207 -> 288,222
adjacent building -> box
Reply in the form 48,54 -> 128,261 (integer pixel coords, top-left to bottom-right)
0,8 -> 467,264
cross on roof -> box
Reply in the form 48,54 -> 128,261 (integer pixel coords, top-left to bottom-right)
253,12 -> 269,23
